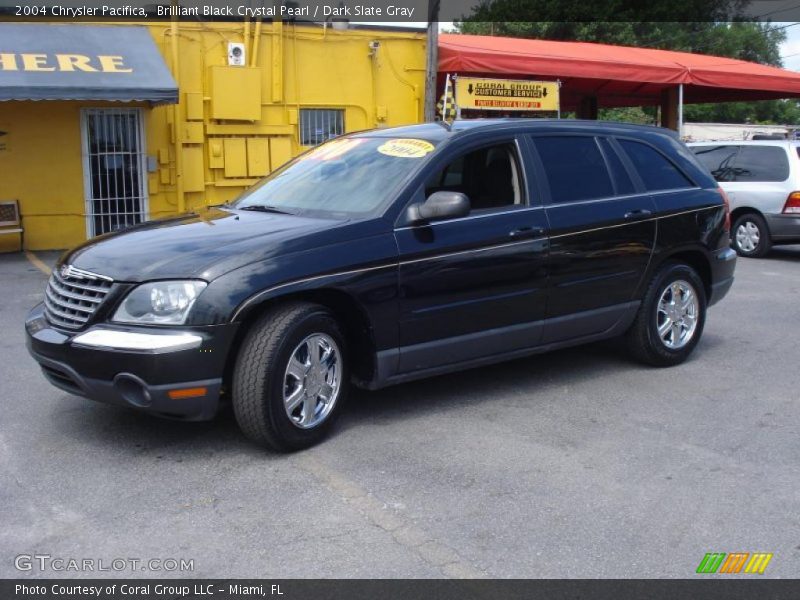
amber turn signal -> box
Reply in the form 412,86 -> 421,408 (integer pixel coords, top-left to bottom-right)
168,387 -> 207,400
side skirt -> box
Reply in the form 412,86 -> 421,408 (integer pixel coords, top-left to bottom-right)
360,301 -> 640,390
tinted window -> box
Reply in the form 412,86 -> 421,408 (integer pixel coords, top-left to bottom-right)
533,136 -> 613,203
425,143 -> 523,211
599,138 -> 635,195
691,145 -> 739,182
618,139 -> 694,191
734,146 -> 789,182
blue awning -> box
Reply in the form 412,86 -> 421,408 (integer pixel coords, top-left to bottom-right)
0,24 -> 178,104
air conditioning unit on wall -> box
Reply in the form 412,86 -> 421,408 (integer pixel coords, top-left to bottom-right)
228,43 -> 246,66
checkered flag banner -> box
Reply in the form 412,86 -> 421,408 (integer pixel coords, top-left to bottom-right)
437,74 -> 457,122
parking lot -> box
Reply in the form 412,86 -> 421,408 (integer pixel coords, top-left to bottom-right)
1,248 -> 799,579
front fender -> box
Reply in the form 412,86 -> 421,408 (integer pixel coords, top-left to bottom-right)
188,234 -> 401,350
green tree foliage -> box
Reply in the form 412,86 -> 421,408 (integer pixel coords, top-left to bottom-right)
455,2 -> 800,124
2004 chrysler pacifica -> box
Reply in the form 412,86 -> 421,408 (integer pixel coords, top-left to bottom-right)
26,120 -> 736,451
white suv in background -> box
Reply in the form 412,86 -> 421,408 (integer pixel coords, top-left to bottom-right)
689,140 -> 800,257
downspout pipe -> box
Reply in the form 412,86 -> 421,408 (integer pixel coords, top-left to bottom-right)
251,18 -> 262,67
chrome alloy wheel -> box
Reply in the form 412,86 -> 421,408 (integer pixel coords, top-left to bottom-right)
656,280 -> 699,350
735,221 -> 761,253
283,333 -> 342,429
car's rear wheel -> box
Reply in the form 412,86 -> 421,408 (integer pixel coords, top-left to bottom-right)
732,213 -> 771,258
232,302 -> 348,451
626,263 -> 707,367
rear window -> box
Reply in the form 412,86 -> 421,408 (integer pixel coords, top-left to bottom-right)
618,139 -> 694,191
532,136 -> 614,203
692,145 -> 790,182
734,146 -> 789,182
691,145 -> 739,182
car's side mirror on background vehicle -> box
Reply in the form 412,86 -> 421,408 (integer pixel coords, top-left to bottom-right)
407,191 -> 471,224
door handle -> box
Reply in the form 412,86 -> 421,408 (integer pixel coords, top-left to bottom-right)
509,226 -> 545,238
623,209 -> 653,220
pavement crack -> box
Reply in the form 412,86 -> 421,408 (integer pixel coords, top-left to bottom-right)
295,453 -> 487,579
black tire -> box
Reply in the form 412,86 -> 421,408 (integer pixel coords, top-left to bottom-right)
232,302 -> 348,452
626,263 -> 707,367
732,213 -> 771,258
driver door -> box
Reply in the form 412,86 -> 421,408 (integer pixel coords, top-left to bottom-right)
393,138 -> 550,374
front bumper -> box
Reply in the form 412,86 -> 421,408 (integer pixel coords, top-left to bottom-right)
25,303 -> 239,421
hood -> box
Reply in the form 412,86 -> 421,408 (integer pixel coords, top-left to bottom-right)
65,208 -> 340,282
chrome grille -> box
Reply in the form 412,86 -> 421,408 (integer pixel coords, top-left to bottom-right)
44,265 -> 113,330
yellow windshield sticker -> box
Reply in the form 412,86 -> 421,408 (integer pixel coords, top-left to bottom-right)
378,139 -> 434,158
307,138 -> 364,161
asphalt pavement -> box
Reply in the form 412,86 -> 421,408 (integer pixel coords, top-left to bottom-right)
1,248 -> 799,578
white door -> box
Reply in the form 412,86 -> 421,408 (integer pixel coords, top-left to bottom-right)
81,108 -> 149,238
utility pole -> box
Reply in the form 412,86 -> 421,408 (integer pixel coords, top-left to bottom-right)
424,0 -> 440,122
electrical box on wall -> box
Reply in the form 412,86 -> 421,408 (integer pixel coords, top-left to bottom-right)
209,66 -> 262,121
228,42 -> 246,66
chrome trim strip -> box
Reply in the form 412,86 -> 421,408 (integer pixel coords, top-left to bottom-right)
549,204 -> 717,240
400,237 -> 540,266
231,263 -> 397,321
48,278 -> 104,303
53,271 -> 112,295
544,187 -> 701,209
394,206 -> 541,231
43,296 -> 89,323
45,287 -> 94,314
59,264 -> 113,282
71,329 -> 203,353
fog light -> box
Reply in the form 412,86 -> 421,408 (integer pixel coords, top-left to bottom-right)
114,374 -> 152,407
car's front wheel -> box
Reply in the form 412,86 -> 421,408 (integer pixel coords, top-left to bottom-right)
732,213 -> 771,258
626,263 -> 707,367
232,302 -> 348,451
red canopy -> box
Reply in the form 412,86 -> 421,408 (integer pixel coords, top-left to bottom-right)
439,34 -> 800,109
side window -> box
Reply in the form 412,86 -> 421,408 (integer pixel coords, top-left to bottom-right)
532,136 -> 614,203
691,145 -> 739,182
734,146 -> 789,182
618,139 -> 694,191
424,142 -> 524,211
599,138 -> 636,195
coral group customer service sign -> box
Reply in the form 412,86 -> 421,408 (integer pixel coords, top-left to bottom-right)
455,77 -> 559,111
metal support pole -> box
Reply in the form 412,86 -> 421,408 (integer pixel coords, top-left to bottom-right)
170,6 -> 184,214
423,1 -> 440,122
678,84 -> 684,139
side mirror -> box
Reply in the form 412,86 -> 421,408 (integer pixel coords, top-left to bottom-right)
407,191 -> 470,224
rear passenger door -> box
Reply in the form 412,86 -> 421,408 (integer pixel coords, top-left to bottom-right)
528,134 -> 656,344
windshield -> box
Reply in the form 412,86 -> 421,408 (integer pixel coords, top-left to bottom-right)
232,136 -> 438,218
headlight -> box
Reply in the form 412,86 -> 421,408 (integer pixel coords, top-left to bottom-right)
112,280 -> 207,325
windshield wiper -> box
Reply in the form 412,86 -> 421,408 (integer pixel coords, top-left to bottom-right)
237,205 -> 295,215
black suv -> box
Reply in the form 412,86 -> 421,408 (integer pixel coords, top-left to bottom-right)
26,120 -> 736,451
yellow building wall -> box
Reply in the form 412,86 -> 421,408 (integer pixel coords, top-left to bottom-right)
0,22 -> 427,251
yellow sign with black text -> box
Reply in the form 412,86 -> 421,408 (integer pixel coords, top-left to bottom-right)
455,77 -> 559,112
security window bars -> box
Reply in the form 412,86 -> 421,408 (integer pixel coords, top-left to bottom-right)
300,109 -> 345,146
81,108 -> 148,237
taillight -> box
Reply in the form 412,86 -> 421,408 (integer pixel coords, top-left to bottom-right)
783,191 -> 800,214
718,187 -> 731,231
